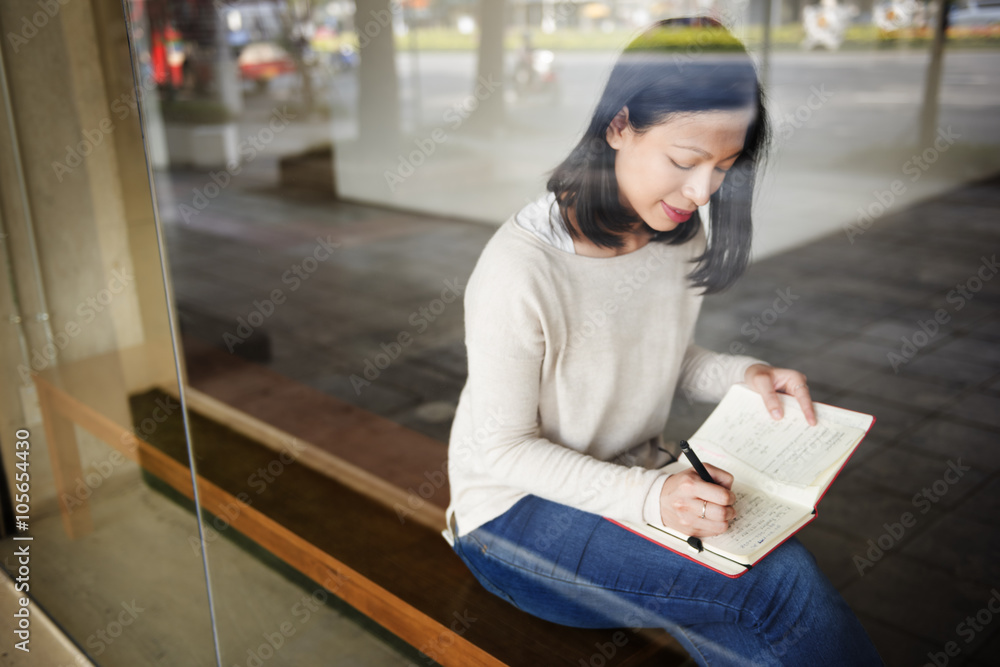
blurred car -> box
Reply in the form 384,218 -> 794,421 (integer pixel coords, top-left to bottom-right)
949,0 -> 1000,26
238,42 -> 296,90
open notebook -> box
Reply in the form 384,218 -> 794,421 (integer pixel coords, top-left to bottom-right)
608,383 -> 875,577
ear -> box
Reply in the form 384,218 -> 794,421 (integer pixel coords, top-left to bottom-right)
605,107 -> 630,150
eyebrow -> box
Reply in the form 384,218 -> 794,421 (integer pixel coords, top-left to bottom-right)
674,144 -> 742,160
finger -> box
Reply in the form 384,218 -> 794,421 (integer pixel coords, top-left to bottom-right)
677,469 -> 735,506
706,502 -> 738,536
781,374 -> 816,426
693,513 -> 732,537
696,481 -> 736,508
684,497 -> 736,537
702,463 -> 734,489
699,500 -> 737,523
797,387 -> 818,426
750,372 -> 784,420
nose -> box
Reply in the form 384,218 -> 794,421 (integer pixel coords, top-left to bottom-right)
681,169 -> 713,207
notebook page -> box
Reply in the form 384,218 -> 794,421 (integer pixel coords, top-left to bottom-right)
701,482 -> 808,558
691,385 -> 865,487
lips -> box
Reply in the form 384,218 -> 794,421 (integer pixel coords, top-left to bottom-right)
661,201 -> 694,223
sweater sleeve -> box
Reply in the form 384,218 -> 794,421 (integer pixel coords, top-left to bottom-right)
456,253 -> 665,526
678,344 -> 768,403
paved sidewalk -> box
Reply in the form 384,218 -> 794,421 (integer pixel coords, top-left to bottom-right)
674,175 -> 1000,666
162,164 -> 1000,666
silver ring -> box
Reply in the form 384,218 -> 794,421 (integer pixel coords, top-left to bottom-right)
790,383 -> 808,392
700,500 -> 707,520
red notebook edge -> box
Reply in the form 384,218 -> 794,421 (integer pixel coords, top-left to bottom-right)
814,412 -> 877,507
604,517 -> 750,579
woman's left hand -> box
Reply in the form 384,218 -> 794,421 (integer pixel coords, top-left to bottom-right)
744,363 -> 817,426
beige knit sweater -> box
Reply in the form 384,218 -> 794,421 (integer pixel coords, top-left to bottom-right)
444,195 -> 764,542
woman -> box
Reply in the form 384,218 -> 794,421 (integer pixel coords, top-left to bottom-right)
443,18 -> 883,666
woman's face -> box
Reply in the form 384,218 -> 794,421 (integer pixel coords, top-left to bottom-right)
605,107 -> 755,232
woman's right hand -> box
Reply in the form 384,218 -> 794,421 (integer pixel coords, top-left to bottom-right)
658,464 -> 736,537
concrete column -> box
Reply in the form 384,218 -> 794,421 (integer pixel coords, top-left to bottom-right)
0,0 -> 179,503
0,0 -> 145,365
356,0 -> 401,158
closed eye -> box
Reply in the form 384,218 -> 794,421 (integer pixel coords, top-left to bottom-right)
673,157 -> 734,174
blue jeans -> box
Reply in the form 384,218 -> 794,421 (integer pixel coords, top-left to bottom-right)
451,495 -> 883,666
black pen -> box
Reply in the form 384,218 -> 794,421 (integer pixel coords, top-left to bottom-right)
679,440 -> 715,553
679,440 -> 717,486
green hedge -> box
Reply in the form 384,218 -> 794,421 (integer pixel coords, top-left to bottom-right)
620,26 -> 747,51
348,25 -> 1000,51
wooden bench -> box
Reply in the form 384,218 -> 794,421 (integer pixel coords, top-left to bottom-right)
35,341 -> 689,666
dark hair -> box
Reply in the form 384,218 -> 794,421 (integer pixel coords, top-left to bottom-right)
546,17 -> 770,294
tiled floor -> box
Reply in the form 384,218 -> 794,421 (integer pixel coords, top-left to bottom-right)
162,166 -> 1000,666
685,180 -> 1000,666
